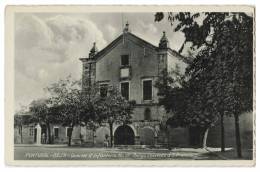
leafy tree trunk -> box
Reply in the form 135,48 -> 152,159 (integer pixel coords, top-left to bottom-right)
234,113 -> 242,158
202,128 -> 209,148
92,129 -> 95,147
46,123 -> 51,144
109,122 -> 113,147
68,126 -> 73,147
20,125 -> 23,144
220,113 -> 225,152
166,126 -> 171,150
167,132 -> 171,150
68,136 -> 71,146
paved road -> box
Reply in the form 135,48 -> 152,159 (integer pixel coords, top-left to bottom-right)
14,145 -> 223,160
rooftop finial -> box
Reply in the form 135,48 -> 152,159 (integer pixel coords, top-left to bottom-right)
123,21 -> 130,33
89,42 -> 98,58
159,31 -> 170,49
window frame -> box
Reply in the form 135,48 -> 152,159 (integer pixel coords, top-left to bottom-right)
120,81 -> 130,101
66,127 -> 73,138
29,126 -> 34,136
99,83 -> 109,97
54,127 -> 59,138
142,79 -> 153,101
144,108 -> 152,121
121,54 -> 130,66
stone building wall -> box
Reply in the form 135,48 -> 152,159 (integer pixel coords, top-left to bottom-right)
95,34 -> 159,104
14,125 -> 35,144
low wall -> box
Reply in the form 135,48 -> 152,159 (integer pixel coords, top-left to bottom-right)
207,112 -> 253,149
168,126 -> 190,147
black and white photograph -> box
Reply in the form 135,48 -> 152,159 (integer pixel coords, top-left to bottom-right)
5,5 -> 255,166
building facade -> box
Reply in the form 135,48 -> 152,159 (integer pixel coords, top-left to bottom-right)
78,23 -> 190,146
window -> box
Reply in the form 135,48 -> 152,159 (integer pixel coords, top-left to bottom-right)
66,127 -> 73,137
29,126 -> 34,136
143,80 -> 152,101
144,108 -> 151,120
121,55 -> 129,66
54,127 -> 59,138
100,84 -> 108,97
121,82 -> 129,100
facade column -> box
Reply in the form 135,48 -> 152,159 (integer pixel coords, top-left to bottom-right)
154,136 -> 158,146
93,130 -> 96,147
110,136 -> 114,147
135,136 -> 140,145
35,123 -> 41,145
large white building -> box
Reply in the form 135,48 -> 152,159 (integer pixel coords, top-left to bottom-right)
79,23 -> 190,146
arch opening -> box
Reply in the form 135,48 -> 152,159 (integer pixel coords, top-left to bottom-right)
144,108 -> 151,120
140,127 -> 155,145
114,125 -> 135,145
95,126 -> 110,146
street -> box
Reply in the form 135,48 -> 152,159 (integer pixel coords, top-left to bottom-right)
14,145 -> 224,160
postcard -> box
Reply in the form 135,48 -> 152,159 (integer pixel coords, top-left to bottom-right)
5,5 -> 255,166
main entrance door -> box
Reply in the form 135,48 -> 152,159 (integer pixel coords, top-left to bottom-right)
114,125 -> 135,145
34,128 -> 37,143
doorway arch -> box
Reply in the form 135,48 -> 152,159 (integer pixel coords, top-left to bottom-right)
114,125 -> 135,145
95,126 -> 110,146
140,127 -> 155,145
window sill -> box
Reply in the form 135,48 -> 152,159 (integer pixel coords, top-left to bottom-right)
142,99 -> 154,104
120,65 -> 131,69
120,77 -> 131,81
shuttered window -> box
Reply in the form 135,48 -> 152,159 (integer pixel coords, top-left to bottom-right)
54,127 -> 59,138
121,82 -> 129,100
100,84 -> 108,97
143,80 -> 152,100
121,55 -> 129,66
66,127 -> 72,137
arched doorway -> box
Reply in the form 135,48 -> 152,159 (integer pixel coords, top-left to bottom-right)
41,124 -> 47,144
140,127 -> 155,145
144,108 -> 151,120
95,126 -> 110,146
114,125 -> 135,145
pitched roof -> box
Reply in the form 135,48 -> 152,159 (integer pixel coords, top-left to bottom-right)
93,34 -> 123,61
89,32 -> 191,64
167,48 -> 193,64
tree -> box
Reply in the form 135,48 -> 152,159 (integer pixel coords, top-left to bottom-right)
215,17 -> 253,157
155,68 -> 218,148
79,84 -> 101,146
85,120 -> 99,146
29,98 -> 59,144
95,86 -> 135,147
14,112 -> 32,144
155,12 -> 253,156
46,76 -> 86,146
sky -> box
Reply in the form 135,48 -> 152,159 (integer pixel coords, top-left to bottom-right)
14,12 -> 188,111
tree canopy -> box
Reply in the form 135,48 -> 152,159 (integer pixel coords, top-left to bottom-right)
155,12 -> 253,154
